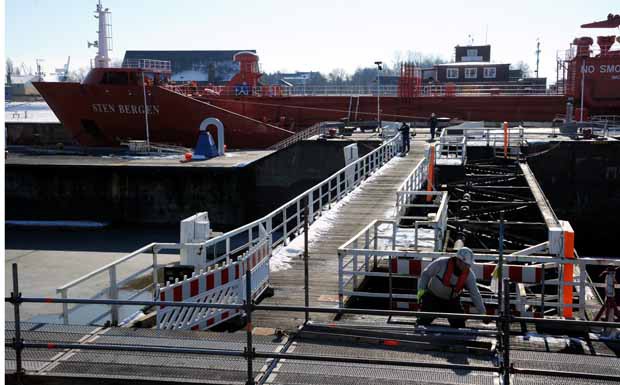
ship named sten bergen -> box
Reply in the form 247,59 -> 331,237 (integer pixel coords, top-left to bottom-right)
32,3 -> 620,149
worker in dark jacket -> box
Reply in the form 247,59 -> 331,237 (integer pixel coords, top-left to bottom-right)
399,122 -> 410,155
417,247 -> 487,328
429,113 -> 438,141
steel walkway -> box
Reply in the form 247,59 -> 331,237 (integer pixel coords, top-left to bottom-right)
252,134 -> 430,329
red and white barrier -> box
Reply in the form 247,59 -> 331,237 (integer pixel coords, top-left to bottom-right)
156,239 -> 270,330
389,258 -> 555,284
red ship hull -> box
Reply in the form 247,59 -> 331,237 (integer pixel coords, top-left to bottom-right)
34,80 -> 567,149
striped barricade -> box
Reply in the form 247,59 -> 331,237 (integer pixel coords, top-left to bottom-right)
156,239 -> 271,330
389,258 -> 556,284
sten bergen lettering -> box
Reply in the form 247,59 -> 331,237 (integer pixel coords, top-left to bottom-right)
92,104 -> 160,114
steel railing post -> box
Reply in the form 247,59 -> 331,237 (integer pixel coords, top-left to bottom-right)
498,213 -> 505,324
338,251 -> 344,308
373,225 -> 378,269
11,263 -> 24,385
283,209 -> 288,245
352,240 -> 359,289
61,289 -> 69,325
304,205 -> 310,324
308,190 -> 314,222
388,255 -> 393,311
152,246 -> 159,293
364,230 -> 370,272
245,266 -> 255,385
540,263 -> 545,316
109,266 -> 119,326
502,278 -> 511,385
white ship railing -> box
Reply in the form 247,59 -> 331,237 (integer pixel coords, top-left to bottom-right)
169,83 -> 562,98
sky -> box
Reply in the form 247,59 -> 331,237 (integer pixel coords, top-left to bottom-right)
4,0 -> 619,82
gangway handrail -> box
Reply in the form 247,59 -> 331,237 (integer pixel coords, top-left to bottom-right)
56,243 -> 178,292
55,242 -> 180,325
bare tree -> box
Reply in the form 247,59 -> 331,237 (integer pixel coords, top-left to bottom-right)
67,67 -> 89,82
6,58 -> 14,84
110,58 -> 123,68
328,68 -> 349,84
510,61 -> 531,78
392,50 -> 446,70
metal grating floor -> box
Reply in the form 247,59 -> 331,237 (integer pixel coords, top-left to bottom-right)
5,321 -> 620,385
265,328 -> 498,385
5,322 -> 284,384
266,362 -> 496,385
511,349 -> 620,376
513,375 -> 620,385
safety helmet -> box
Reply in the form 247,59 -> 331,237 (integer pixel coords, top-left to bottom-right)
456,247 -> 474,266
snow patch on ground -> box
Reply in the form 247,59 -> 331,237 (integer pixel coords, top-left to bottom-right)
6,220 -> 109,228
100,154 -> 184,160
270,156 -> 405,272
5,101 -> 60,123
375,223 -> 435,250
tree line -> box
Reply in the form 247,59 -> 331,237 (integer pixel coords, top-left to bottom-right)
262,51 -> 448,86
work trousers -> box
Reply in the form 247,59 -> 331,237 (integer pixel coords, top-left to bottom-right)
430,126 -> 436,140
417,291 -> 466,328
402,135 -> 410,153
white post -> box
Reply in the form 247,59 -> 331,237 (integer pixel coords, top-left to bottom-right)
141,71 -> 151,151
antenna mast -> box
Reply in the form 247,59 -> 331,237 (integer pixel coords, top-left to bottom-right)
89,1 -> 113,68
535,39 -> 541,78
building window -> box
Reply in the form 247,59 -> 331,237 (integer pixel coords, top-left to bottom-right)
467,49 -> 478,57
465,68 -> 477,79
447,68 -> 459,79
483,67 -> 497,79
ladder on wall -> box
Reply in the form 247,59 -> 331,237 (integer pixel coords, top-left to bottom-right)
347,95 -> 360,121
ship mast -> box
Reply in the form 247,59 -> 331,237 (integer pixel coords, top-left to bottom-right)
89,1 -> 112,68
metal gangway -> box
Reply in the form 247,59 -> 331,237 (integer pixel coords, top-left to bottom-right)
52,133 -> 405,329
